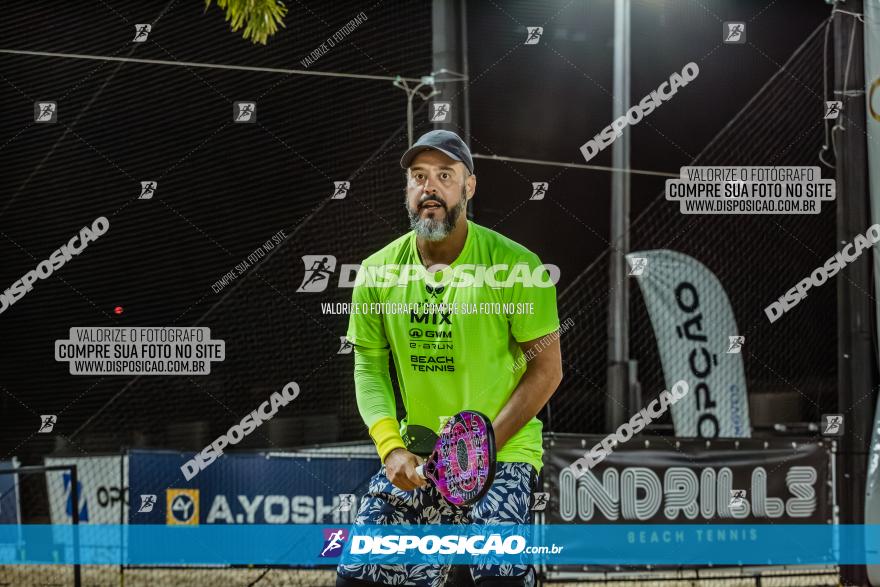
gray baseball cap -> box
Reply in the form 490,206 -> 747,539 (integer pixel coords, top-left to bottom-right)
400,130 -> 474,175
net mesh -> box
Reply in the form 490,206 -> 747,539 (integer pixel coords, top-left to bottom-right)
0,0 -> 842,584
0,0 -> 434,461
0,0 -> 432,584
548,22 -> 837,435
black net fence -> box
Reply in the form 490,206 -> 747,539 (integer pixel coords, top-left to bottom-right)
548,21 -> 837,435
0,0 -> 435,464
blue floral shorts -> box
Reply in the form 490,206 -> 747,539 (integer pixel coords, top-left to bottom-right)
337,461 -> 537,586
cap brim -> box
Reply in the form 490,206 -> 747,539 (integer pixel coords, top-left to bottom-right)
399,146 -> 464,170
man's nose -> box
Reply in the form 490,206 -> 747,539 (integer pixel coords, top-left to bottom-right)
422,179 -> 439,195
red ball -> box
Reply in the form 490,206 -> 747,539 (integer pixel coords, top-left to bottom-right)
114,306 -> 124,315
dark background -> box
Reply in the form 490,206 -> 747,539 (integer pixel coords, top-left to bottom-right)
0,0 -> 835,463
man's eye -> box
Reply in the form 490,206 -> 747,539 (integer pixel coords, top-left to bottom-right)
441,173 -> 450,180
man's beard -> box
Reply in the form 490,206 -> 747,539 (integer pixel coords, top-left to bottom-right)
405,185 -> 467,242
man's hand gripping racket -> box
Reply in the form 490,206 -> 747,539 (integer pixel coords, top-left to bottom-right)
414,410 -> 496,506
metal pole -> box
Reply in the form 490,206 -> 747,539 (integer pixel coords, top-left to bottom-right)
607,0 -> 631,432
70,464 -> 81,587
432,0 -> 471,216
431,0 -> 466,136
120,449 -> 126,585
461,0 -> 473,219
460,0 -> 471,157
407,89 -> 415,147
833,1 -> 873,585
394,77 -> 440,148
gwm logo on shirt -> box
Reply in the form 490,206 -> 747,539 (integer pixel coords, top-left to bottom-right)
409,326 -> 453,352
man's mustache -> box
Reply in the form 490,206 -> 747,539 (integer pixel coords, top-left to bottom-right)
418,197 -> 446,208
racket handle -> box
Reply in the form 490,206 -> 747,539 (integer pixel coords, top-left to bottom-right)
415,464 -> 425,479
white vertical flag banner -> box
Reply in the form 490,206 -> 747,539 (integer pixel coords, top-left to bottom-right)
627,249 -> 751,438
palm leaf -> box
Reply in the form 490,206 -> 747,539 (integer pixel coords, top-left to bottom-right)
204,0 -> 288,45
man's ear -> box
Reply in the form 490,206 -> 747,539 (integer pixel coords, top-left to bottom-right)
467,173 -> 476,198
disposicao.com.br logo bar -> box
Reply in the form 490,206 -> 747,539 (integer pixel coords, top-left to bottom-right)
0,524 -> 869,565
348,533 -> 563,557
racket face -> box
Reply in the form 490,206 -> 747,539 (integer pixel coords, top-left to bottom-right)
404,424 -> 440,456
428,410 -> 495,506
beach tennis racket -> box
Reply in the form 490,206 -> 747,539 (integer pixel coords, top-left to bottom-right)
414,410 -> 496,506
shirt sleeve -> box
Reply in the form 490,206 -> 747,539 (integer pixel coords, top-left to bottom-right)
346,266 -> 405,461
504,253 -> 561,343
353,346 -> 406,462
353,346 -> 396,428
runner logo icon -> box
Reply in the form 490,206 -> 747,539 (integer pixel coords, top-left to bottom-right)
298,255 -> 337,292
320,528 -> 348,558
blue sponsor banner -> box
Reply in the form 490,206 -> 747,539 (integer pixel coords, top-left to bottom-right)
0,460 -> 20,525
128,450 -> 378,525
0,524 -> 865,565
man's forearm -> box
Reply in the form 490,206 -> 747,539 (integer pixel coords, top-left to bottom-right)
493,364 -> 562,450
354,346 -> 406,461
